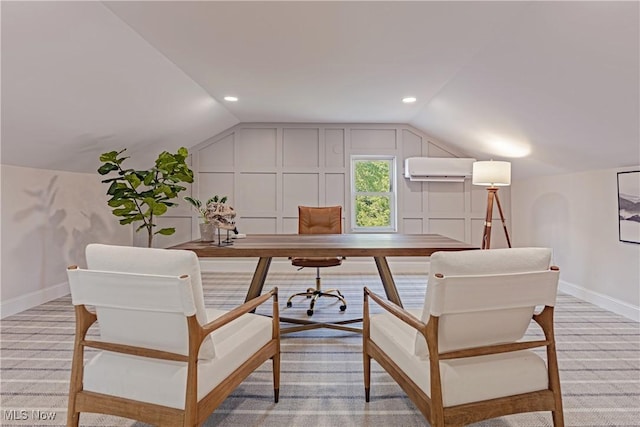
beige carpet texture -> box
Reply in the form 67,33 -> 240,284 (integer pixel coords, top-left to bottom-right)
1,271 -> 639,426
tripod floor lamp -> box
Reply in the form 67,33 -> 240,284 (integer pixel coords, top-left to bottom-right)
472,160 -> 512,249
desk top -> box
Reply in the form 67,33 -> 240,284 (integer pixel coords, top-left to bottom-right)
170,233 -> 477,258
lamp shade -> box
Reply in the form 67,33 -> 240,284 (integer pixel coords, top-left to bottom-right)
472,161 -> 511,186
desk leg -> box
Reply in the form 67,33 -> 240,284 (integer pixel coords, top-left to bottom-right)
374,256 -> 403,308
245,257 -> 272,307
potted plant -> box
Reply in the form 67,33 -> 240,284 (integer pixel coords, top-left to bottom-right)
98,147 -> 194,247
184,195 -> 228,242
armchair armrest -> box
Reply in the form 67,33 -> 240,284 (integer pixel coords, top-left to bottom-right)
201,287 -> 279,338
364,287 -> 426,334
364,287 -> 551,361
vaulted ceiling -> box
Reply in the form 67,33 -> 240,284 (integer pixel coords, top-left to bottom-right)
2,1 -> 638,179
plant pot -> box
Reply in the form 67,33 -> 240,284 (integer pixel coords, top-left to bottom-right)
199,223 -> 216,242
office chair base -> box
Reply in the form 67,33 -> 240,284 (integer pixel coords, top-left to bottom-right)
286,289 -> 347,316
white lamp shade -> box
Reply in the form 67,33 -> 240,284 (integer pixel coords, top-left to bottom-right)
472,161 -> 511,186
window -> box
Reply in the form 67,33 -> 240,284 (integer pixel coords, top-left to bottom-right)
350,156 -> 397,232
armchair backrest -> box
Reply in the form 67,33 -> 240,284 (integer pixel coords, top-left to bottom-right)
415,248 -> 558,356
68,268 -> 199,356
298,206 -> 342,234
80,244 -> 215,359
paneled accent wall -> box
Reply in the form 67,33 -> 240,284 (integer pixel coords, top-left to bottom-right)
186,123 -> 511,247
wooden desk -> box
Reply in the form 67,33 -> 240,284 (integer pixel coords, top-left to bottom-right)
172,234 -> 476,331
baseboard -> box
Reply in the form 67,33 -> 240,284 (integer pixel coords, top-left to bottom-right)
199,257 -> 430,275
559,279 -> 639,322
1,281 -> 70,319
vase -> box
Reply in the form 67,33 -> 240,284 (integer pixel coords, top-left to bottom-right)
199,223 -> 216,242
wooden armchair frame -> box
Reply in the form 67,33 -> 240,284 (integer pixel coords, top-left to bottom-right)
67,266 -> 280,427
363,268 -> 564,427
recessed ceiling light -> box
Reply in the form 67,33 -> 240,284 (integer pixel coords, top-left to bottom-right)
224,96 -> 238,102
402,97 -> 417,104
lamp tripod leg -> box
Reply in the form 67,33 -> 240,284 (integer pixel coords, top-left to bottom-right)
494,191 -> 512,248
482,189 -> 496,249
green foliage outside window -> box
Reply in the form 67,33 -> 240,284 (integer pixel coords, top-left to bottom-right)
354,160 -> 392,227
354,160 -> 390,192
355,195 -> 391,227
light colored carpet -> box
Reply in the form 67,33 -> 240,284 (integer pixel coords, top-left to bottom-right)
1,270 -> 639,426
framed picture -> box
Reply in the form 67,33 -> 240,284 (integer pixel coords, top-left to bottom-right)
617,170 -> 640,244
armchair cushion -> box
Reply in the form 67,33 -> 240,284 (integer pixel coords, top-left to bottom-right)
83,308 -> 272,409
370,310 -> 549,407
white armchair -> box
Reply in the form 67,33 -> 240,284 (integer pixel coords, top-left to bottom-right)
66,244 -> 280,427
363,247 -> 564,426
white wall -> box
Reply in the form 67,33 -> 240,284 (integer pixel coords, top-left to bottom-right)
0,164 -> 131,317
189,123 -> 511,248
512,167 -> 640,321
0,123 -> 516,316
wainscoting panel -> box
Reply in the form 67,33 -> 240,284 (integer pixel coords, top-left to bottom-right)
427,181 -> 466,213
283,127 -> 319,167
403,218 -> 424,234
429,218 -> 466,242
401,128 -> 423,158
241,217 -> 278,234
283,173 -> 319,214
239,173 -> 277,212
239,128 -> 277,168
325,173 -> 345,207
189,123 -> 511,245
198,172 -> 235,202
427,142 -> 454,157
282,217 -> 298,234
403,180 -> 423,213
325,128 -> 345,167
199,133 -> 234,171
350,128 -> 397,150
471,185 -> 489,213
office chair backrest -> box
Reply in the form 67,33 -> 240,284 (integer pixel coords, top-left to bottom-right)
83,244 -> 216,359
298,206 -> 342,234
415,247 -> 557,356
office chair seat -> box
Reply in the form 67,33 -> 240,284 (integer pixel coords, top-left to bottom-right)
291,257 -> 343,268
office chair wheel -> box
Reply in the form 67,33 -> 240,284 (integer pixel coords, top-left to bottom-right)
286,301 -> 292,308
340,304 -> 347,311
307,309 -> 314,316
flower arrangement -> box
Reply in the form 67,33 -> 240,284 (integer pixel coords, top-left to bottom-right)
184,195 -> 227,224
206,199 -> 236,230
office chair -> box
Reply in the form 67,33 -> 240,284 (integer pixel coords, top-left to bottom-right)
363,247 -> 564,426
286,205 -> 347,316
66,244 -> 280,427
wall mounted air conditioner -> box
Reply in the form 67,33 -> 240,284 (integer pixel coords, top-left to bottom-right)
404,157 -> 476,182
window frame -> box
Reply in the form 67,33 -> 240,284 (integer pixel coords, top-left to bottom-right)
350,155 -> 397,233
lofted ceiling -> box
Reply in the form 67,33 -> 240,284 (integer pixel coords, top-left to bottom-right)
1,1 -> 638,179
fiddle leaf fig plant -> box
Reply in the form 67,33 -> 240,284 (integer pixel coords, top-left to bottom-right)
98,147 -> 194,247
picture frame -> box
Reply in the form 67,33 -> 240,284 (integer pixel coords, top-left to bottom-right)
617,170 -> 640,244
